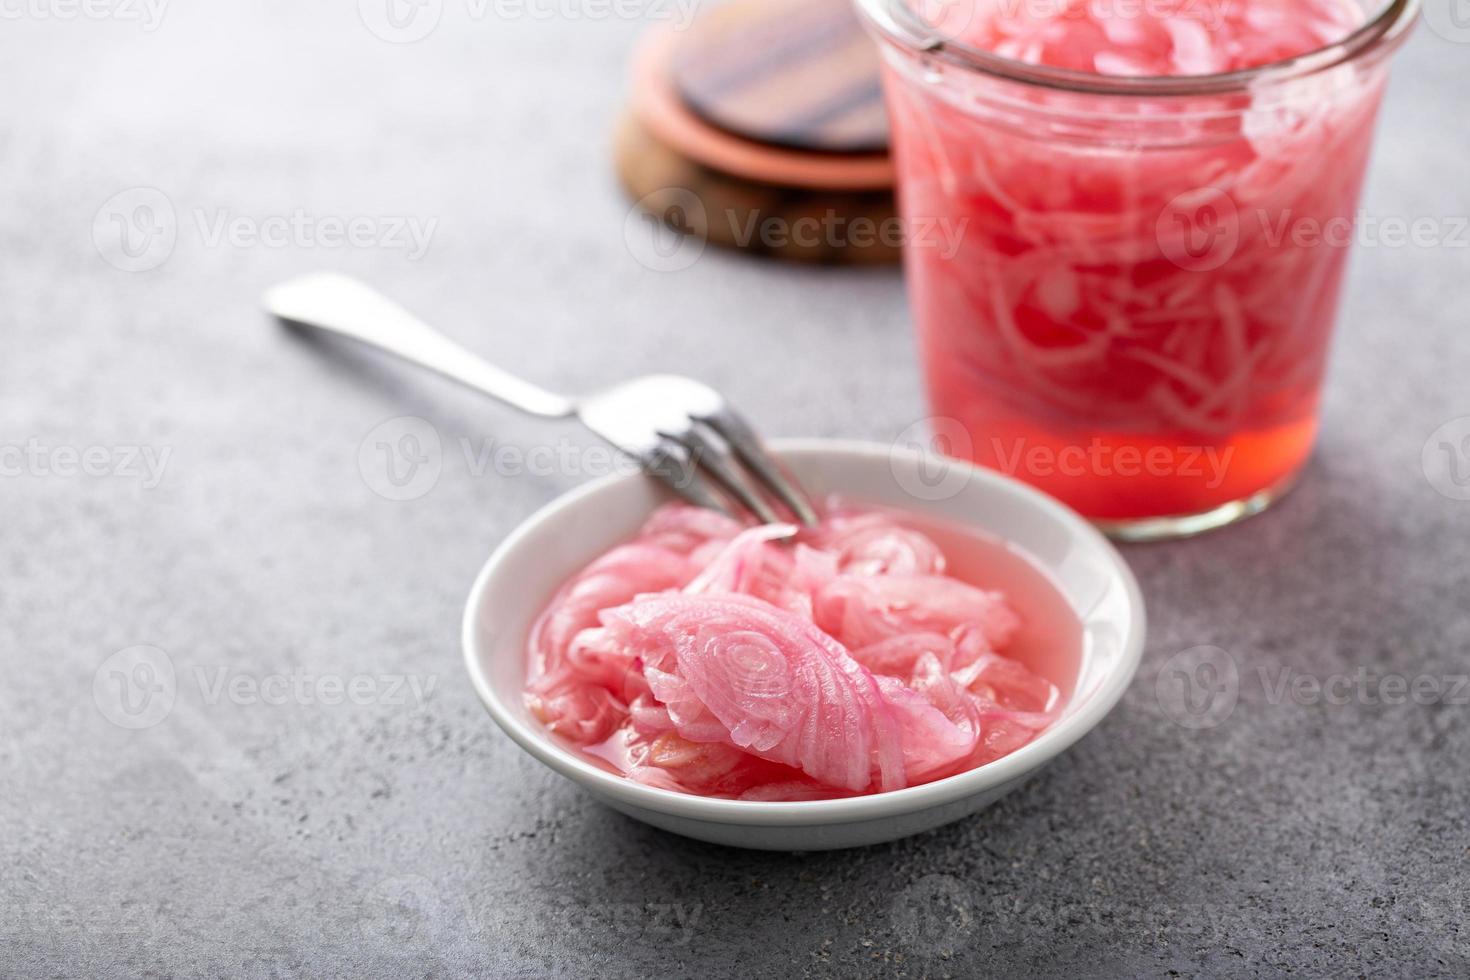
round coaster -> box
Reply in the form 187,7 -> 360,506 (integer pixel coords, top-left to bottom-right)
617,0 -> 897,264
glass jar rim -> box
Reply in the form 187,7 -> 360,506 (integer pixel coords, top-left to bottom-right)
854,0 -> 1421,96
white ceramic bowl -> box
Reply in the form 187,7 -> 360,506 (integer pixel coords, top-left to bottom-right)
463,439 -> 1145,850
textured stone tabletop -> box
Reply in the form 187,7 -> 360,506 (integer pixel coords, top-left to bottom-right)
3,4 -> 1468,977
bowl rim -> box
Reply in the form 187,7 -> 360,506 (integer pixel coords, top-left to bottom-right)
462,438 -> 1145,827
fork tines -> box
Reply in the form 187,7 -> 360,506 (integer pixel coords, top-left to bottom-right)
647,409 -> 817,529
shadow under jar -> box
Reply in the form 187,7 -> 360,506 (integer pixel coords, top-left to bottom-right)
855,0 -> 1420,539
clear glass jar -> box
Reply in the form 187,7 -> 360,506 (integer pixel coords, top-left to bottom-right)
855,0 -> 1420,539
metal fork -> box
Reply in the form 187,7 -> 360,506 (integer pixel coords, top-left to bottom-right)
263,272 -> 817,527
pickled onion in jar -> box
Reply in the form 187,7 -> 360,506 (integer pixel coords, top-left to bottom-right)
859,0 -> 1410,527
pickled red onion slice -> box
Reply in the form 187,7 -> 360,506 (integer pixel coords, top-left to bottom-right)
603,593 -> 975,793
524,503 -> 1063,800
813,574 -> 1020,652
811,508 -> 947,576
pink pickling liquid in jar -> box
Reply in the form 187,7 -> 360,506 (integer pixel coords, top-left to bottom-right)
855,0 -> 1419,537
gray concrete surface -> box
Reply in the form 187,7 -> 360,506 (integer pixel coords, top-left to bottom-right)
2,3 -> 1468,977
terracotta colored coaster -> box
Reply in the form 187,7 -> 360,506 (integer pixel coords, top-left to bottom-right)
617,0 -> 897,264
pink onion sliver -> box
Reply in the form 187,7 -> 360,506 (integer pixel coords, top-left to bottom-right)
524,501 -> 1063,799
603,593 -> 968,793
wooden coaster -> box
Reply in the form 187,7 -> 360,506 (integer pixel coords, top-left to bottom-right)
617,0 -> 898,265
616,113 -> 897,264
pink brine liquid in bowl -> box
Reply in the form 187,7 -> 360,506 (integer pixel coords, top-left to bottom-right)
857,0 -> 1418,536
525,504 -> 1083,801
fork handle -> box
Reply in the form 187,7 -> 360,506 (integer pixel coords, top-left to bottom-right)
263,272 -> 576,419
